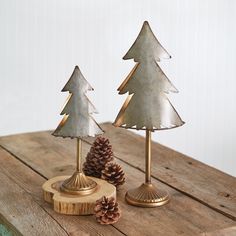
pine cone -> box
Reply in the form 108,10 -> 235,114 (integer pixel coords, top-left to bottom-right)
83,136 -> 114,178
94,196 -> 121,225
101,163 -> 125,188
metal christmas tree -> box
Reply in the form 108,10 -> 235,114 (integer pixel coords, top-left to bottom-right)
53,65 -> 103,195
42,66 -> 116,215
114,21 -> 184,207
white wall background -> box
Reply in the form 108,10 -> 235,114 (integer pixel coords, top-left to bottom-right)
0,0 -> 236,176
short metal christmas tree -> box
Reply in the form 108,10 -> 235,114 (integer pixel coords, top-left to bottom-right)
53,65 -> 103,195
42,66 -> 116,215
114,21 -> 184,207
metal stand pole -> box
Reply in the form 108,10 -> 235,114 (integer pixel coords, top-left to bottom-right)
77,138 -> 82,172
145,130 -> 151,184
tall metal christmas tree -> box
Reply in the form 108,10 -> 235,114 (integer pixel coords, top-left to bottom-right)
53,65 -> 103,195
114,21 -> 184,207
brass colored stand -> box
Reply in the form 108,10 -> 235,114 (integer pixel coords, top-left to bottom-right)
60,138 -> 97,195
125,130 -> 170,207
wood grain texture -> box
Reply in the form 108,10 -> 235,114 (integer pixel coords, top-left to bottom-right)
0,148 -> 124,236
200,226 -> 236,236
0,156 -> 68,236
0,129 -> 235,235
84,123 -> 236,220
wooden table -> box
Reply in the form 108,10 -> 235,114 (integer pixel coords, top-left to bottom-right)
0,123 -> 235,236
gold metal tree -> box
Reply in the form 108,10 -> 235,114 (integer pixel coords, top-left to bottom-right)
113,21 -> 185,207
53,65 -> 104,195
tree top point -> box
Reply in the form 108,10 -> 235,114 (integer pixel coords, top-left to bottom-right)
74,65 -> 82,74
61,65 -> 94,93
123,21 -> 171,61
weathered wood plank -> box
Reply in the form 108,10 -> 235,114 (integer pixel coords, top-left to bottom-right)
0,131 -> 235,235
84,123 -> 236,220
200,226 -> 236,236
0,158 -> 68,236
0,213 -> 22,236
0,148 -> 124,236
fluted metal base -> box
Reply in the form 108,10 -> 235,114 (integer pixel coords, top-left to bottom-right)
60,171 -> 97,195
125,183 -> 170,207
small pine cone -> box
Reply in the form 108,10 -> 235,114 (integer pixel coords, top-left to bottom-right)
94,196 -> 121,225
101,163 -> 125,188
83,136 -> 114,178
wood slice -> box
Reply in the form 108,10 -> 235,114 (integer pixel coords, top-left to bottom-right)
42,176 -> 116,215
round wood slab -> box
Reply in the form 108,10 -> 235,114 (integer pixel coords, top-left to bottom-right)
42,175 -> 116,215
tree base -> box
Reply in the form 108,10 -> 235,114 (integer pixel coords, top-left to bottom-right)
125,183 -> 170,207
60,171 -> 97,195
42,176 -> 116,215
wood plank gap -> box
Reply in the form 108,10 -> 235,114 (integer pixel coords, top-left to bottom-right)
111,225 -> 128,236
0,144 -> 48,180
82,138 -> 236,221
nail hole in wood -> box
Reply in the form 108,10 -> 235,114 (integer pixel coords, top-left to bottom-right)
220,204 -> 225,208
165,167 -> 170,170
188,161 -> 192,165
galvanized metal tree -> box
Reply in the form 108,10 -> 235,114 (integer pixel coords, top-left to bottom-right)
53,65 -> 103,195
114,21 -> 184,207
